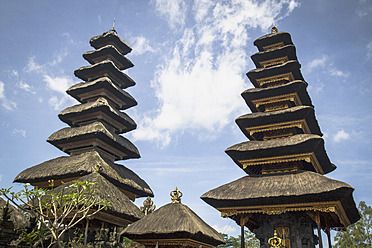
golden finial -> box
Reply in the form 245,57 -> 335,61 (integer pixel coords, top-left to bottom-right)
268,230 -> 283,247
170,187 -> 183,203
271,19 -> 278,33
140,196 -> 156,215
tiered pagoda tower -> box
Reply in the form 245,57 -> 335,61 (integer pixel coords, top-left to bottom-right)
201,27 -> 360,247
14,30 -> 153,228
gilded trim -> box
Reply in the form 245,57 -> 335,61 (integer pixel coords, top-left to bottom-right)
133,238 -> 215,247
263,42 -> 285,51
256,72 -> 294,88
251,92 -> 302,112
259,56 -> 289,68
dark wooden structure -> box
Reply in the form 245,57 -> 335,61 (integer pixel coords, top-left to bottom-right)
14,30 -> 153,228
201,27 -> 360,248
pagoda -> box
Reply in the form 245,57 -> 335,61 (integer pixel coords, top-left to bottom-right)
14,30 -> 153,228
121,188 -> 225,248
201,26 -> 360,247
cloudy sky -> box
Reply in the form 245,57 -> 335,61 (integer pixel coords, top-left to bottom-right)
1,0 -> 371,241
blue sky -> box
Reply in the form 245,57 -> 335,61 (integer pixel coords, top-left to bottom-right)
1,0 -> 371,241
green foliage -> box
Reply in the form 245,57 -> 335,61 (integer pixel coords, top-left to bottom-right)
218,229 -> 260,248
334,201 -> 372,248
1,180 -> 110,248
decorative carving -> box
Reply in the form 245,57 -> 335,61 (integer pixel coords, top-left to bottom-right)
259,57 -> 289,68
256,72 -> 294,88
140,196 -> 156,215
268,230 -> 283,247
170,187 -> 183,204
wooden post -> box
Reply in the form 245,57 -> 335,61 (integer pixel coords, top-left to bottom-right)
326,225 -> 332,248
316,212 -> 323,248
241,223 -> 245,248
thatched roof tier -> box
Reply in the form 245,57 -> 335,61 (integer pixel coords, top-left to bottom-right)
53,172 -> 144,225
253,31 -> 293,52
226,134 -> 336,174
241,80 -> 312,113
83,45 -> 134,70
200,170 -> 360,227
90,30 -> 132,55
47,122 -> 140,161
251,45 -> 297,69
0,197 -> 29,230
67,77 -> 137,110
246,60 -> 304,88
236,106 -> 322,140
74,60 -> 135,89
14,151 -> 153,199
121,202 -> 224,247
59,97 -> 136,134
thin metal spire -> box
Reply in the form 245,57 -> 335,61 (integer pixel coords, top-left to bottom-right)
271,18 -> 278,33
112,18 -> 116,33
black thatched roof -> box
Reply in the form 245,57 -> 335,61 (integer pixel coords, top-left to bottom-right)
226,134 -> 336,174
121,202 -> 224,247
241,80 -> 312,112
59,97 -> 136,134
253,31 -> 293,52
67,77 -> 137,110
90,30 -> 132,55
246,60 -> 304,88
47,122 -> 140,161
53,172 -> 144,222
201,170 -> 360,225
83,45 -> 134,70
236,106 -> 322,140
251,45 -> 297,68
0,197 -> 29,230
74,60 -> 135,89
14,151 -> 153,198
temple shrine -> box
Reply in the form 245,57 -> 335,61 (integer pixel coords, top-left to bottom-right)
14,30 -> 153,230
201,26 -> 360,247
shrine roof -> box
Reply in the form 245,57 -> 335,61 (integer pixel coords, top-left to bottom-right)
246,60 -> 304,88
251,44 -> 298,68
201,170 -> 360,225
241,80 -> 312,112
13,151 -> 153,198
59,97 -> 136,134
74,60 -> 135,89
253,31 -> 293,52
236,106 -> 322,140
66,77 -> 137,110
90,30 -> 132,55
121,201 -> 224,247
47,122 -> 140,160
0,197 -> 29,230
83,45 -> 133,70
226,134 -> 336,174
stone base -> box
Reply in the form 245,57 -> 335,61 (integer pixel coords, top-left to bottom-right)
253,212 -> 317,248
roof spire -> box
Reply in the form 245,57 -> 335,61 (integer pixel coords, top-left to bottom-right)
170,187 -> 183,203
271,19 -> 278,33
112,18 -> 116,33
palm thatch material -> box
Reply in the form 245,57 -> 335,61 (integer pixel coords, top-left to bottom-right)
246,60 -> 304,88
13,151 -> 153,199
90,30 -> 132,55
253,31 -> 293,52
241,80 -> 312,112
121,202 -> 224,247
74,60 -> 135,89
226,134 -> 336,174
251,45 -> 297,68
83,45 -> 133,70
201,170 -> 360,226
67,77 -> 137,110
47,121 -> 140,161
0,197 -> 29,230
59,97 -> 136,134
236,105 -> 322,140
53,172 -> 144,224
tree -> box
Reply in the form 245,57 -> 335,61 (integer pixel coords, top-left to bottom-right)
218,229 -> 260,248
1,180 -> 110,248
334,201 -> 372,248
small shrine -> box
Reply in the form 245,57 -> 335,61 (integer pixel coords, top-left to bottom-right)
121,188 -> 225,248
201,26 -> 360,247
14,30 -> 153,228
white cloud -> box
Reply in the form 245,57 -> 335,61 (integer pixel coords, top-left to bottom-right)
212,224 -> 238,235
329,67 -> 350,78
24,56 -> 44,73
333,129 -> 350,143
43,75 -> 76,110
18,81 -> 35,94
153,0 -> 187,30
0,81 -> 17,111
131,36 -> 156,55
0,174 -> 2,183
12,128 -> 26,138
306,55 -> 327,73
367,42 -> 372,60
134,0 -> 300,146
